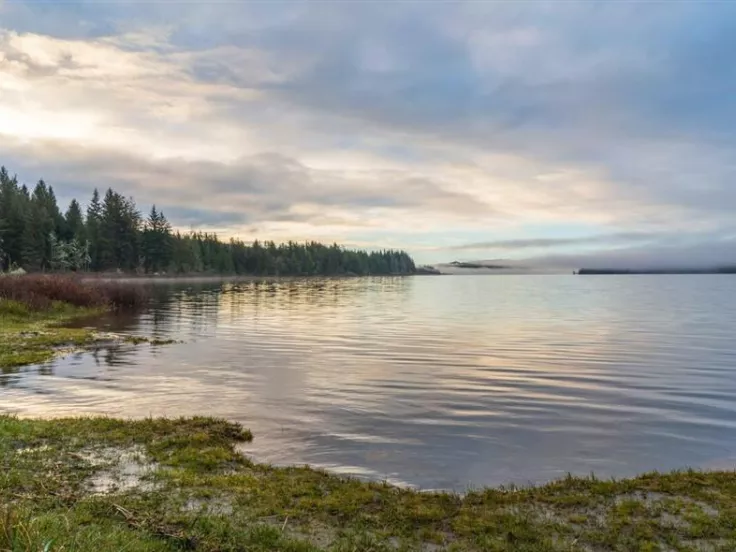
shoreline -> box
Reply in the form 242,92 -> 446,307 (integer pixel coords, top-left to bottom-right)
3,298 -> 736,549
2,415 -> 734,551
78,272 -> 424,283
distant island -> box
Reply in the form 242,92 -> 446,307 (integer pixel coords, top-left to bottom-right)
578,267 -> 736,275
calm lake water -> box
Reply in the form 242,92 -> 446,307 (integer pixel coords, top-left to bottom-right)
3,275 -> 736,489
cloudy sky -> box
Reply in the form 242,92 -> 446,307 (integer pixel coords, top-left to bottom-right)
1,1 -> 735,266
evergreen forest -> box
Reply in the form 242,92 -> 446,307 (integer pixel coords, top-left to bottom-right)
0,167 -> 416,276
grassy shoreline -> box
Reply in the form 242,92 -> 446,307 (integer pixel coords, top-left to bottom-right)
0,276 -> 167,370
2,416 -> 735,551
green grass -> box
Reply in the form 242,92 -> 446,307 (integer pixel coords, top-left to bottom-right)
0,300 -> 104,369
2,416 -> 736,551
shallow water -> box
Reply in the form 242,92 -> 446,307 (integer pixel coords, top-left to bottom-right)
3,275 -> 736,489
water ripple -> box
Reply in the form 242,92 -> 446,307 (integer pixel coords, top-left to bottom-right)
3,275 -> 736,488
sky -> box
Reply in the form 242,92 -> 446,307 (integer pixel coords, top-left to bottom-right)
1,1 -> 735,267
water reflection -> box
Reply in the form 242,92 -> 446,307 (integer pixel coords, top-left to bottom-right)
3,275 -> 736,489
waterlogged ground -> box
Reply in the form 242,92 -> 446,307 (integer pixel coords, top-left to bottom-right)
3,416 -> 736,552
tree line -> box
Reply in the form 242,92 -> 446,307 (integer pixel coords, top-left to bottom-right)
0,166 -> 416,276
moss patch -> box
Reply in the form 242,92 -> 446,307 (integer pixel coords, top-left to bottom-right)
2,416 -> 736,551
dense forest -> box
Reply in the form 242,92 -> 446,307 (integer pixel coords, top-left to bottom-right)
0,166 -> 416,276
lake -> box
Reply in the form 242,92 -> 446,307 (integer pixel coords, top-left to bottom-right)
3,275 -> 736,490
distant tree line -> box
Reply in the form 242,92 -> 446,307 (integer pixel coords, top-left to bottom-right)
0,166 -> 416,276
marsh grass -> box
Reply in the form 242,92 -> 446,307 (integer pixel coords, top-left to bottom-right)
2,415 -> 735,551
0,274 -> 147,311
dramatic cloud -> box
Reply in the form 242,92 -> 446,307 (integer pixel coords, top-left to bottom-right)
1,1 -> 735,263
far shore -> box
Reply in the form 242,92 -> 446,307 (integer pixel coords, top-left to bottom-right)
77,272 -> 434,284
578,268 -> 736,275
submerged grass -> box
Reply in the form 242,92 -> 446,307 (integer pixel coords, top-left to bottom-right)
0,300 -> 103,369
1,415 -> 735,551
0,298 -> 176,370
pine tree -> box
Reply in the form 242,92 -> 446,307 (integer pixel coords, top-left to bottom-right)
86,189 -> 102,270
98,188 -> 119,270
98,189 -> 141,271
45,185 -> 66,239
64,199 -> 85,243
142,205 -> 173,273
0,168 -> 29,269
21,181 -> 56,271
22,201 -> 48,271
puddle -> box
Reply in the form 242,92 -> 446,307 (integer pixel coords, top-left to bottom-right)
79,446 -> 159,494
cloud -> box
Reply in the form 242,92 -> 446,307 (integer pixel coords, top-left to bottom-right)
1,1 -> 736,262
0,138 -> 496,239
